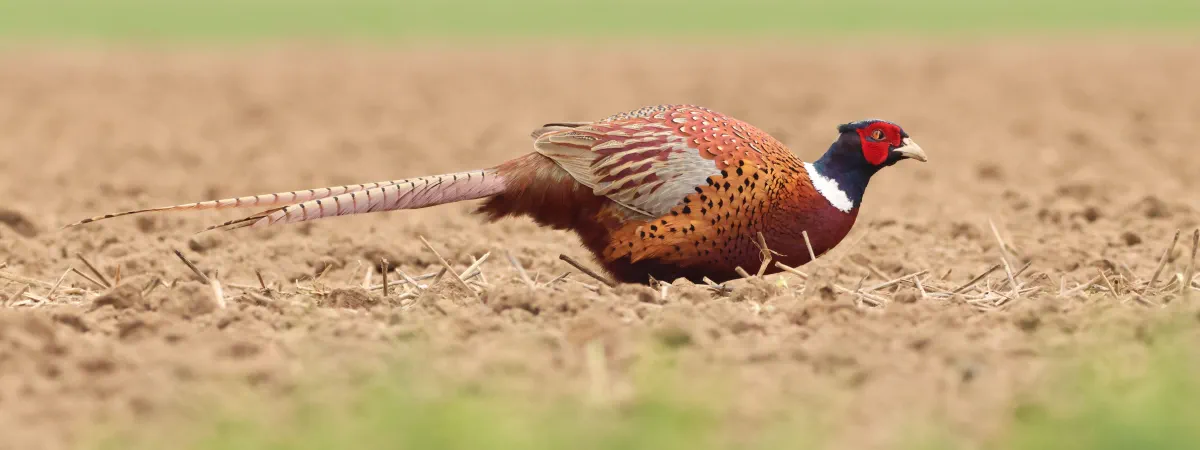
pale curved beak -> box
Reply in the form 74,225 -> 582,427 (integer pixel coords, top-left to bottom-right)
893,137 -> 927,162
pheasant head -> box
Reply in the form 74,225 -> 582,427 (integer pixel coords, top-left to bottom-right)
805,119 -> 926,212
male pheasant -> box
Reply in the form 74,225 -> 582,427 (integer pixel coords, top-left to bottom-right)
69,104 -> 926,284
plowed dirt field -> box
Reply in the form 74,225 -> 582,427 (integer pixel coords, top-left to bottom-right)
1,41 -> 1199,450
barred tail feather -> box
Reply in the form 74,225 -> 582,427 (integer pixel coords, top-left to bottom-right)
65,179 -> 415,228
204,169 -> 504,232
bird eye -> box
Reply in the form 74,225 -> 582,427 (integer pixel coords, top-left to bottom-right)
871,129 -> 885,140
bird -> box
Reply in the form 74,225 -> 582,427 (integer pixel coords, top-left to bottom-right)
67,104 -> 926,285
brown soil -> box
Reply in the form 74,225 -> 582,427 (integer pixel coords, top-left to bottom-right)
1,41 -> 1199,450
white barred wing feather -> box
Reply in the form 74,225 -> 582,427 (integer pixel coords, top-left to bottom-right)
533,121 -> 719,218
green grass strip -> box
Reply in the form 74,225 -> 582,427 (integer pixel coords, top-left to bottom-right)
1,0 -> 1198,43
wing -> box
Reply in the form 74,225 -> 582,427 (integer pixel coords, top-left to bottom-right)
531,104 -> 775,218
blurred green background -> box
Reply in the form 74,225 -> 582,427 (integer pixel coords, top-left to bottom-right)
1,0 -> 1198,43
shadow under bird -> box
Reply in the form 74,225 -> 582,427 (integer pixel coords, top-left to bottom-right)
68,104 -> 927,284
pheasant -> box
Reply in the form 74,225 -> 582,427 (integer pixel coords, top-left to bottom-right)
69,104 -> 926,284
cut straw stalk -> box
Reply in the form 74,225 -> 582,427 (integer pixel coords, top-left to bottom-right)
702,276 -> 734,295
459,252 -> 491,281
852,262 -> 890,282
801,230 -> 817,262
864,270 -> 929,292
365,272 -> 438,292
0,270 -> 87,295
544,272 -> 571,287
1060,275 -> 1102,298
753,232 -> 780,278
799,230 -> 820,296
68,267 -> 106,289
75,253 -> 112,289
1009,260 -> 1033,282
1001,258 -> 1019,299
209,272 -> 226,309
45,269 -> 70,300
735,266 -> 753,279
853,272 -> 869,291
833,284 -> 884,306
1182,229 -> 1198,295
3,285 -> 30,306
1146,229 -> 1180,292
142,277 -> 162,296
418,236 -> 476,295
1097,268 -> 1117,294
172,249 -> 210,284
773,262 -> 809,279
394,269 -> 430,291
381,259 -> 390,297
988,218 -> 1021,260
950,264 -> 1002,294
505,251 -> 535,288
559,254 -> 617,288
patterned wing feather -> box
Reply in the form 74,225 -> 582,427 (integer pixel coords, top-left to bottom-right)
532,105 -> 775,219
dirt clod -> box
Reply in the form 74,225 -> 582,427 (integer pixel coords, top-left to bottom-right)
52,312 -> 89,333
221,341 -> 263,360
1014,313 -> 1041,333
187,234 -> 222,253
614,284 -> 660,305
1121,231 -> 1143,246
327,287 -> 377,309
159,282 -> 220,318
0,209 -> 38,237
894,290 -> 920,304
1136,196 -> 1171,219
117,318 -> 156,341
309,257 -> 345,278
91,283 -> 146,311
976,163 -> 1004,181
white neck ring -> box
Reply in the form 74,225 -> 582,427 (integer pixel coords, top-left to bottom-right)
804,162 -> 855,213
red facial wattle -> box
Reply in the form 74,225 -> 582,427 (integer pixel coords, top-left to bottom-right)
854,128 -> 892,165
854,122 -> 907,166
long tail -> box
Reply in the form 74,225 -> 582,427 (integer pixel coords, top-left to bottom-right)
66,169 -> 506,233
